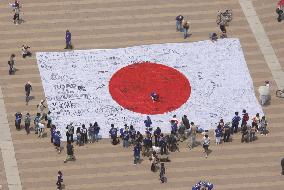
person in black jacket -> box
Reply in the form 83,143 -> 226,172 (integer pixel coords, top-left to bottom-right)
176,15 -> 184,31
64,141 -> 75,163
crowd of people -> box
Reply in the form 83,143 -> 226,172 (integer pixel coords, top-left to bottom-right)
7,3 -> 278,188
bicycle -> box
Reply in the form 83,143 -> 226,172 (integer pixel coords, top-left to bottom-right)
276,89 -> 284,98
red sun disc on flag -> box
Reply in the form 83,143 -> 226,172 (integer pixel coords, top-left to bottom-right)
109,62 -> 191,115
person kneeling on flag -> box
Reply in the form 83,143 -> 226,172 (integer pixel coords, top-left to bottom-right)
150,92 -> 159,102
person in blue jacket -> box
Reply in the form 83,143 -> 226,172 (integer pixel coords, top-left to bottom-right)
232,111 -> 241,134
65,30 -> 72,49
53,131 -> 62,153
144,116 -> 152,132
150,92 -> 159,102
122,129 -> 130,148
109,124 -> 119,145
192,181 -> 214,190
170,120 -> 178,135
133,142 -> 141,165
50,125 -> 56,143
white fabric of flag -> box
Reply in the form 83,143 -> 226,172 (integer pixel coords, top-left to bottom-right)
36,39 -> 263,140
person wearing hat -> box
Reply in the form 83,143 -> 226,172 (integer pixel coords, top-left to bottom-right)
182,20 -> 190,39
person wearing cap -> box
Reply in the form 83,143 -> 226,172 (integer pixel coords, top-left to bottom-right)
176,15 -> 184,32
182,20 -> 190,39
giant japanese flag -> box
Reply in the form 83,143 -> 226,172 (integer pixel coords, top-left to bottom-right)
36,39 -> 263,140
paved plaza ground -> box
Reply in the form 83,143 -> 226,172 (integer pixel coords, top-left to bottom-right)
0,0 -> 284,189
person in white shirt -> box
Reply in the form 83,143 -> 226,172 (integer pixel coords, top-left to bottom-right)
258,81 -> 270,106
38,122 -> 45,138
202,134 -> 210,158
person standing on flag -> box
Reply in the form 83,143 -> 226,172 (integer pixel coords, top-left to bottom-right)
150,92 -> 159,102
144,116 -> 153,132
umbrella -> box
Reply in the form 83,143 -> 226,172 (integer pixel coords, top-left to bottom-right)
258,86 -> 270,96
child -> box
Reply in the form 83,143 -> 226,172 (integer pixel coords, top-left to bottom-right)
159,163 -> 166,183
56,171 -> 63,190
